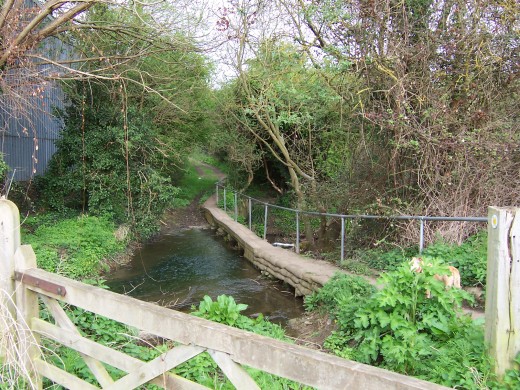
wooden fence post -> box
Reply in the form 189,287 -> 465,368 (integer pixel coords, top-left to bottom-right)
486,207 -> 520,377
0,199 -> 42,388
0,198 -> 21,359
14,245 -> 42,389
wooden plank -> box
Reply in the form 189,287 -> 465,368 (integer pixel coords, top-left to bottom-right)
208,349 -> 260,390
486,207 -> 520,377
19,268 -> 449,390
13,245 -> 42,389
509,211 -> 520,365
105,345 -> 206,390
0,198 -> 21,361
31,318 -> 209,390
40,295 -> 114,387
33,358 -> 99,390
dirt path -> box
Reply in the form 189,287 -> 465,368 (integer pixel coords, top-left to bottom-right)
160,161 -> 225,234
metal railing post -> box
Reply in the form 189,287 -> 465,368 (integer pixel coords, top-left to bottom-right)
234,192 -> 238,222
296,212 -> 300,254
263,204 -> 268,240
215,184 -> 219,206
248,198 -> 252,230
223,187 -> 227,212
341,217 -> 345,261
419,218 -> 425,254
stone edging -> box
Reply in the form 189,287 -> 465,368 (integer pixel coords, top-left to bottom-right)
202,195 -> 359,296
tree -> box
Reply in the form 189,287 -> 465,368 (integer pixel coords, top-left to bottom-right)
36,4 -> 214,237
279,0 -> 519,243
0,0 -> 209,172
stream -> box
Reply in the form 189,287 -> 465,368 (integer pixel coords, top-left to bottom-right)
106,228 -> 305,325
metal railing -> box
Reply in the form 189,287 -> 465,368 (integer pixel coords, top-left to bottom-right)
215,181 -> 487,260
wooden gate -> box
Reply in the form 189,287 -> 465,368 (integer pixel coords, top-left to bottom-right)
0,198 -> 451,389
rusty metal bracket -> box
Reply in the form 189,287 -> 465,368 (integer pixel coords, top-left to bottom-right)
13,272 -> 67,297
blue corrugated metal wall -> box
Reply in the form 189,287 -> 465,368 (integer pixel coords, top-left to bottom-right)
0,80 -> 65,181
0,5 -> 70,181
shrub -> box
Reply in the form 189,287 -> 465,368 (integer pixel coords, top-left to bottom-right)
23,215 -> 125,279
423,231 -> 487,286
319,259 -> 496,389
304,273 -> 376,316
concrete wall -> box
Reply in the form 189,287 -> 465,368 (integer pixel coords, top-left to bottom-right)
203,196 -> 348,296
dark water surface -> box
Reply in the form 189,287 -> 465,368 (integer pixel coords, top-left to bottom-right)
106,229 -> 305,325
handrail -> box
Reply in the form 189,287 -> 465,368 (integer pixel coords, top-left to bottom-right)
215,181 -> 486,257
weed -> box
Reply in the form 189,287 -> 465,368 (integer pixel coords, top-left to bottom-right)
314,259 -> 498,389
22,215 -> 125,279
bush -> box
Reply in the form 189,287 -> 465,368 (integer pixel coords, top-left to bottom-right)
423,231 -> 487,287
23,214 -> 125,279
40,82 -> 179,239
304,273 -> 376,316
317,259 -> 498,389
343,231 -> 487,287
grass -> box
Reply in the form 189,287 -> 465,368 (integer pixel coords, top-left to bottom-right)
172,157 -> 222,208
0,290 -> 41,390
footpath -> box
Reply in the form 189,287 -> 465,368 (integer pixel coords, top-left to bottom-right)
202,195 -> 368,296
202,194 -> 484,320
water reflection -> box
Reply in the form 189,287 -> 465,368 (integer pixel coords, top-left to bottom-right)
106,229 -> 305,325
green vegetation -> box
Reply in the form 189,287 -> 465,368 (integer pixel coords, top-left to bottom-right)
22,214 -> 126,279
191,295 -> 286,340
171,159 -> 220,208
2,0 -> 518,387
339,231 -> 488,287
306,265 -> 520,389
36,295 -> 308,389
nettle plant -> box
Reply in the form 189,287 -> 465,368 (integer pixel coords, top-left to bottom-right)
321,259 -> 496,388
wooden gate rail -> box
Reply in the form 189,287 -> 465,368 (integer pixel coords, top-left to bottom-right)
12,245 -> 447,389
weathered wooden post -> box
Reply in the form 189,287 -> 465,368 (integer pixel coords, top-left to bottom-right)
0,198 -> 42,388
0,198 -> 21,357
486,207 -> 520,377
14,245 -> 42,389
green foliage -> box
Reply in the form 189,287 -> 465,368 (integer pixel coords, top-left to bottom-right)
191,295 -> 286,339
192,295 -> 248,326
188,295 -> 307,388
304,273 -> 376,314
319,259 -> 494,388
23,214 -> 125,279
171,158 -> 219,208
40,82 -> 179,239
358,246 -> 418,272
338,259 -> 372,275
272,208 -> 297,235
216,187 -> 236,212
423,231 -> 487,286
174,353 -> 220,387
496,354 -> 520,389
0,153 -> 9,180
342,231 -> 487,287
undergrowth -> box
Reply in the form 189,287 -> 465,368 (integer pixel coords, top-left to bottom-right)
341,230 -> 487,287
172,158 -> 220,208
37,294 -> 310,389
22,214 -> 126,279
306,262 -> 520,389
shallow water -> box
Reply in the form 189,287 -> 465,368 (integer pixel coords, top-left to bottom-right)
106,229 -> 305,325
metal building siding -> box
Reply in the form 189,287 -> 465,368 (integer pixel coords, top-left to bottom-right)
0,79 -> 65,181
0,33 -> 70,181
